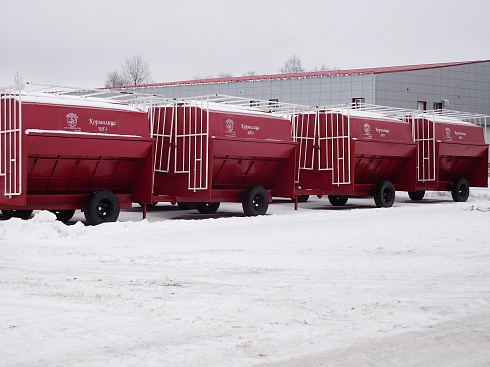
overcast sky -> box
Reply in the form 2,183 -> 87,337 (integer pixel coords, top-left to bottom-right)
1,0 -> 489,88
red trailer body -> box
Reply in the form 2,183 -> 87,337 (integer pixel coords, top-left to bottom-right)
407,111 -> 488,201
0,88 -> 154,224
293,107 -> 417,207
149,96 -> 298,215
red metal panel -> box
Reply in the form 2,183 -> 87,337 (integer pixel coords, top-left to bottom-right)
293,113 -> 316,171
435,122 -> 486,143
151,106 -> 173,172
208,110 -> 293,141
21,102 -> 150,136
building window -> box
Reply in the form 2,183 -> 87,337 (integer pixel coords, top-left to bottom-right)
352,97 -> 365,106
417,101 -> 427,111
433,102 -> 443,110
250,100 -> 259,107
269,98 -> 279,107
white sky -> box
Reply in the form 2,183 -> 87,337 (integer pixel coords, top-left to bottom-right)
1,0 -> 489,88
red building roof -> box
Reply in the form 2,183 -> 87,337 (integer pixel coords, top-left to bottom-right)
112,60 -> 489,90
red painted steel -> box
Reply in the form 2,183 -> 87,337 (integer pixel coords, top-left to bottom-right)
0,92 -> 155,222
409,114 -> 488,192
151,101 -> 298,208
1,86 -> 487,220
293,108 -> 418,203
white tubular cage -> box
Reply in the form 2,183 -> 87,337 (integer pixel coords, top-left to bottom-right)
167,94 -> 316,188
0,85 -> 23,197
332,103 -> 489,183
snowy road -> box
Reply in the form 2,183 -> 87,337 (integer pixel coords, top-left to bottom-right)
262,311 -> 490,367
1,191 -> 490,366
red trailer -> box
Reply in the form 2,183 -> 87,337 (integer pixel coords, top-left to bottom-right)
148,95 -> 299,215
405,109 -> 488,202
0,85 -> 154,224
292,103 -> 488,207
292,105 -> 418,207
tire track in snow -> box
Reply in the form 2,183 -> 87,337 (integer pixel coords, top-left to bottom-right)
257,311 -> 490,367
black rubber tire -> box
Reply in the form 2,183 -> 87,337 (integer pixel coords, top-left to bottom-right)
408,191 -> 425,201
328,195 -> 348,206
195,202 -> 220,214
451,178 -> 470,202
242,186 -> 269,216
84,190 -> 120,225
177,202 -> 196,210
1,209 -> 33,219
374,181 -> 395,208
291,195 -> 310,203
50,210 -> 76,223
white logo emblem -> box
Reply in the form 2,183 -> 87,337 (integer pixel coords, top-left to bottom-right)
225,119 -> 234,132
445,127 -> 451,138
66,113 -> 78,128
363,123 -> 371,135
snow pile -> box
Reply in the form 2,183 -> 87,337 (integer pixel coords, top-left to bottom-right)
0,211 -> 87,241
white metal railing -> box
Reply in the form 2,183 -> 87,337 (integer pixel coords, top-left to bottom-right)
173,97 -> 209,191
411,114 -> 436,182
425,108 -> 489,142
0,85 -> 22,197
316,108 -> 351,185
294,111 -> 317,173
150,104 -> 174,173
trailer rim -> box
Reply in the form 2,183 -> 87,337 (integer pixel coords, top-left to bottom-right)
374,181 -> 396,208
84,190 -> 120,225
242,186 -> 269,216
451,178 -> 470,202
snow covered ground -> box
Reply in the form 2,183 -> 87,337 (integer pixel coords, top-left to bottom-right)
1,189 -> 490,366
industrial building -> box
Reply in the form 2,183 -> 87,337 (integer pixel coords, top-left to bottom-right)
122,59 -> 490,116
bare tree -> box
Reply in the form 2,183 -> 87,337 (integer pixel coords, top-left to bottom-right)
105,54 -> 152,87
218,72 -> 233,78
243,70 -> 257,76
312,64 -> 340,72
192,74 -> 214,80
104,71 -> 126,88
280,55 -> 304,74
121,54 -> 152,86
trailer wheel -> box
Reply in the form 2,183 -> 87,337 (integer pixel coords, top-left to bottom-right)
50,210 -> 76,223
242,186 -> 269,216
84,190 -> 120,225
291,195 -> 310,203
328,195 -> 348,206
374,181 -> 395,208
177,202 -> 196,210
1,210 -> 33,220
195,202 -> 220,214
408,191 -> 425,201
451,178 -> 470,202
